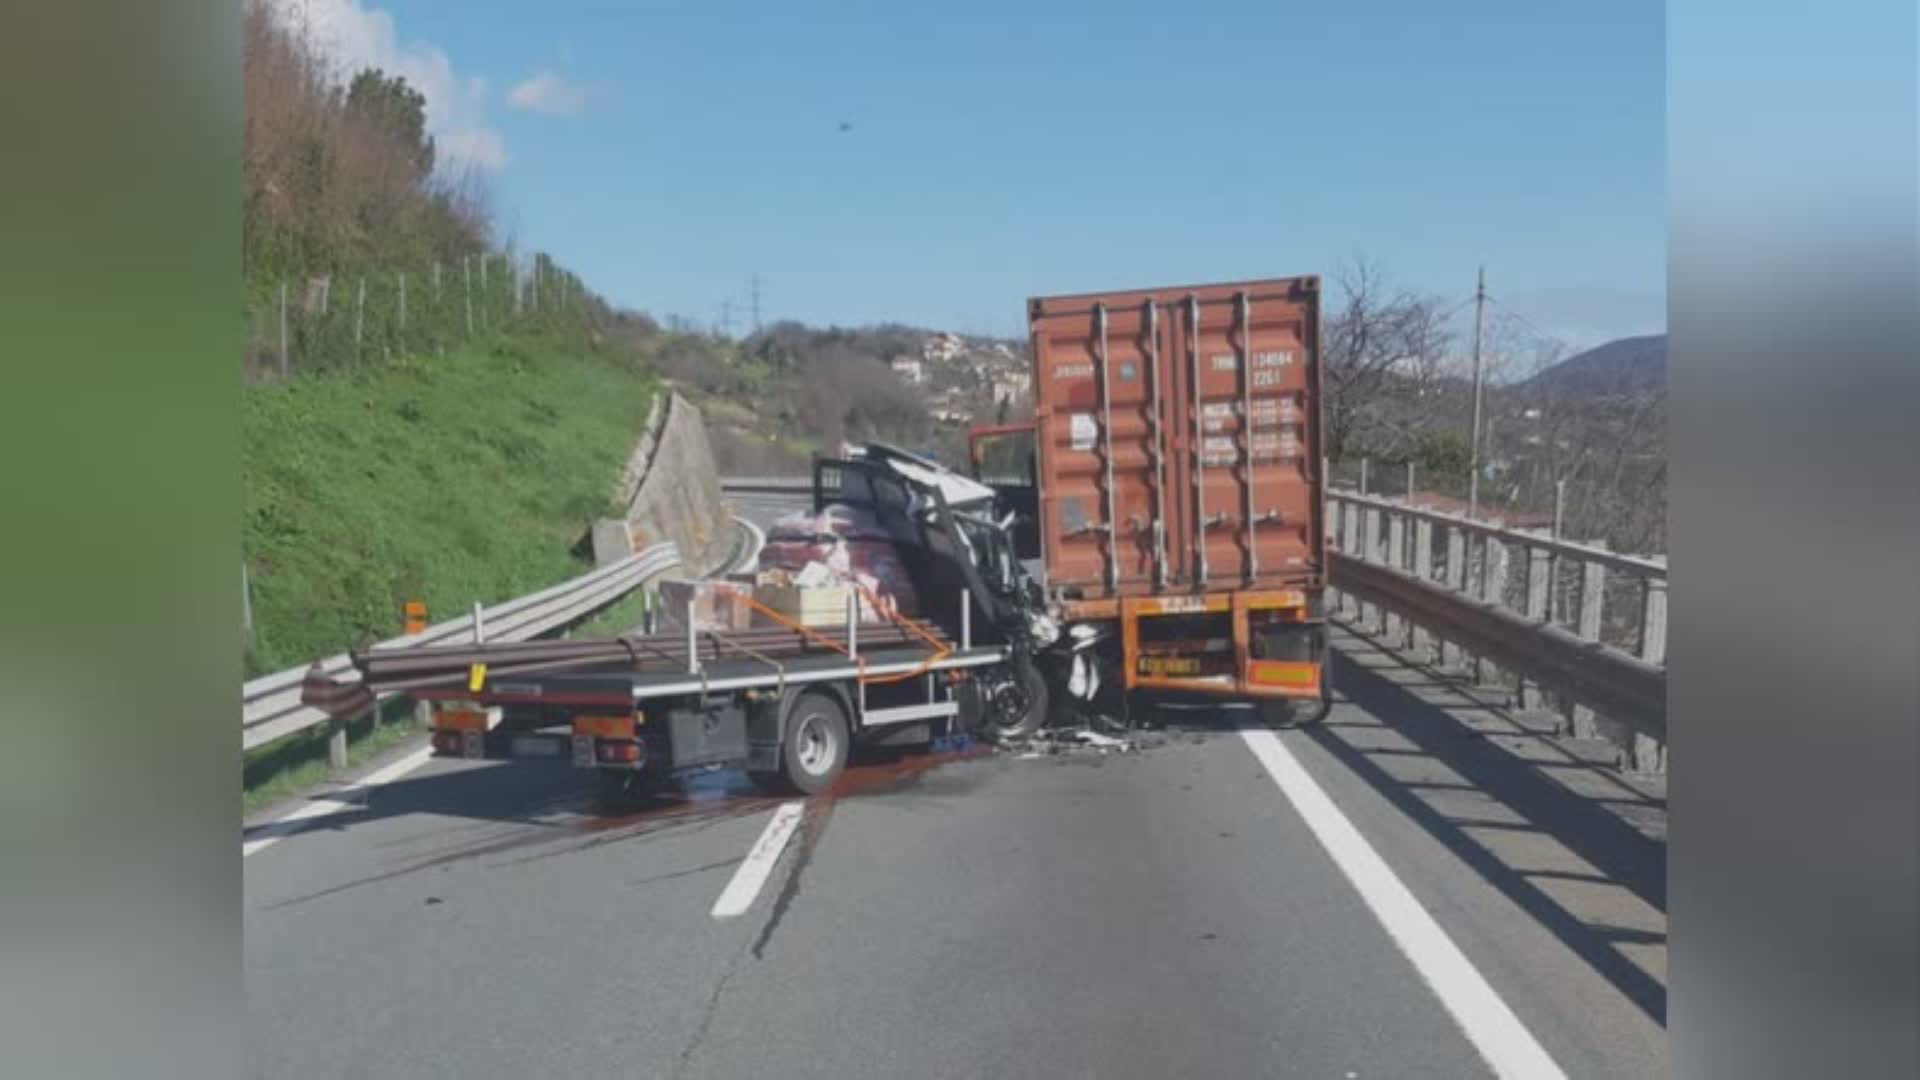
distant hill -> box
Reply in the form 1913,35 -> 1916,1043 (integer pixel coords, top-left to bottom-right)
1522,334 -> 1666,397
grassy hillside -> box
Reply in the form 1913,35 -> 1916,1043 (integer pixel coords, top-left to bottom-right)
242,328 -> 654,677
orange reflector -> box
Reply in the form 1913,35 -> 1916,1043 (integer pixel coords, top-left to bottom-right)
572,714 -> 636,739
404,600 -> 428,635
1244,590 -> 1308,611
1248,661 -> 1319,687
433,707 -> 490,732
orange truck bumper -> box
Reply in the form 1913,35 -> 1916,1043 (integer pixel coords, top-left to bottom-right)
1120,588 -> 1326,700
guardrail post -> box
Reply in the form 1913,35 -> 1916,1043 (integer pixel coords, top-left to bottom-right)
1339,499 -> 1361,619
1440,525 -> 1467,672
1522,538 -> 1553,711
1385,510 -> 1407,644
1570,553 -> 1609,738
1634,575 -> 1669,771
1478,537 -> 1510,695
1639,576 -> 1668,665
1363,505 -> 1386,634
472,601 -> 486,644
1411,518 -> 1434,660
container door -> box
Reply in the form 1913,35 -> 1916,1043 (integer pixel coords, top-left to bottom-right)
1171,289 -> 1318,585
1031,302 -> 1172,595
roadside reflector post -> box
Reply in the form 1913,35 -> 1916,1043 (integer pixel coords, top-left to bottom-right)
328,717 -> 349,770
405,599 -> 431,728
472,601 -> 485,644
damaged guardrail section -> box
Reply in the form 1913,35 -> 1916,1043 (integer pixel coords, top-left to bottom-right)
1327,489 -> 1668,772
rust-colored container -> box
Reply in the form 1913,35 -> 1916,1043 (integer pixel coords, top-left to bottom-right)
1027,275 -> 1325,602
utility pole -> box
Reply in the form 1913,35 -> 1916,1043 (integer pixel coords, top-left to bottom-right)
1467,265 -> 1487,520
749,274 -> 762,334
718,300 -> 734,339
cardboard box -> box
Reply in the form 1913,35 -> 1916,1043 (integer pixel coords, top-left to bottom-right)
755,583 -> 854,629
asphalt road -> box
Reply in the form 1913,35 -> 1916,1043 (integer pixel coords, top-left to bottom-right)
245,651 -> 1666,1078
245,492 -> 1667,1077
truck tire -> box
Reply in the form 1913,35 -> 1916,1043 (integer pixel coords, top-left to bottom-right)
1258,697 -> 1329,728
980,660 -> 1049,743
779,691 -> 850,795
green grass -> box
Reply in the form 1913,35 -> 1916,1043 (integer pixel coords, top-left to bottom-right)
242,327 -> 655,677
565,586 -> 656,640
242,324 -> 655,804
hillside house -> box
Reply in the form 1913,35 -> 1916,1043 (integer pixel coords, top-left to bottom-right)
889,355 -> 926,384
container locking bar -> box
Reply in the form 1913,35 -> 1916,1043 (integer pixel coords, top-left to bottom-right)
1188,294 -> 1209,588
1094,302 -> 1119,592
1239,291 -> 1258,583
1145,300 -> 1168,589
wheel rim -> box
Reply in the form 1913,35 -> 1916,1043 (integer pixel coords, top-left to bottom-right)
988,674 -> 1033,732
795,712 -> 836,775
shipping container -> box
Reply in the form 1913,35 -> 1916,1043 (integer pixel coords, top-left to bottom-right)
1027,275 -> 1325,600
968,275 -> 1330,718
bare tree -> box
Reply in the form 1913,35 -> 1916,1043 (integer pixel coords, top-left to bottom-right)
1322,259 -> 1454,459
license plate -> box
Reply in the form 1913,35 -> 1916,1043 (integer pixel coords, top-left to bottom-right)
511,735 -> 561,758
571,735 -> 594,768
1141,657 -> 1201,676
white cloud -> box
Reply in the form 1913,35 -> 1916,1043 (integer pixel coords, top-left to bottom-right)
266,0 -> 506,172
507,71 -> 592,115
436,130 -> 509,173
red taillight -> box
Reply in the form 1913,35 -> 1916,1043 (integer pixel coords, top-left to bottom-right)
596,740 -> 640,764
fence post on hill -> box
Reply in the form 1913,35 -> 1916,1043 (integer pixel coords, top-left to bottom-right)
463,257 -> 474,338
277,281 -> 288,376
398,271 -> 407,335
479,256 -> 488,331
354,277 -> 367,365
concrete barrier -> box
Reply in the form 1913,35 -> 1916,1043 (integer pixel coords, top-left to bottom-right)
600,390 -> 733,575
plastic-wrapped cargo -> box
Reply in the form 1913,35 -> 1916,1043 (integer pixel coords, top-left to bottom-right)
758,504 -> 920,622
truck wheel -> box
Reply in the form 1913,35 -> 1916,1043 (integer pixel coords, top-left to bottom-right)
981,661 -> 1049,742
780,691 -> 849,795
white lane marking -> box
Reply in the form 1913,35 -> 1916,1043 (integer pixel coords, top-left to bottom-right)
1239,728 -> 1567,1080
242,744 -> 434,857
710,801 -> 807,919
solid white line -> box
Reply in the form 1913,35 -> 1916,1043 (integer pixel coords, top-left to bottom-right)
1238,728 -> 1567,1080
710,801 -> 806,919
242,744 -> 435,858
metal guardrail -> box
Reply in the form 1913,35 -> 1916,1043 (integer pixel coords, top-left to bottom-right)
719,476 -> 815,495
242,543 -> 682,751
1326,490 -> 1668,754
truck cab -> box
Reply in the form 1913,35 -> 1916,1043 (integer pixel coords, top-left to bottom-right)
965,421 -> 1042,566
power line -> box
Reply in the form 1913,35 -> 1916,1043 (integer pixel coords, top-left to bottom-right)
1483,294 -> 1557,343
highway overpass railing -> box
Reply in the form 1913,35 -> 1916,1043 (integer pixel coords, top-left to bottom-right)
1327,489 -> 1667,770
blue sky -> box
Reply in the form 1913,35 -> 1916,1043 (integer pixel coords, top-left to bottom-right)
289,0 -> 1664,350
